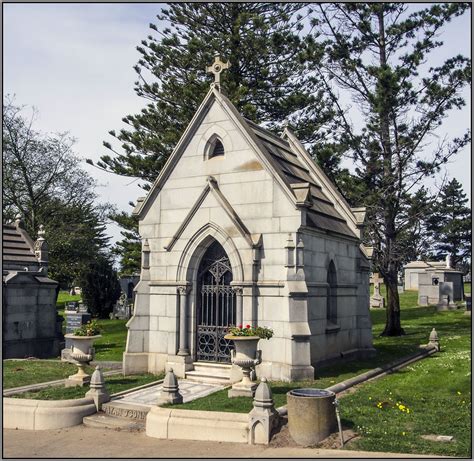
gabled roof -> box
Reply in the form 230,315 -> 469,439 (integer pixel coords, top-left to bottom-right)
2,224 -> 38,267
135,87 -> 363,240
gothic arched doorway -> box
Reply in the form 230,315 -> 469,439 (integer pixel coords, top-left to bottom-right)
196,240 -> 236,362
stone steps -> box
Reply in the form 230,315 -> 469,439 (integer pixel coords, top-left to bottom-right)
83,412 -> 145,431
185,362 -> 231,385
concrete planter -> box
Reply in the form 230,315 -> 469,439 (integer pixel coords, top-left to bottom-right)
224,335 -> 261,397
287,388 -> 337,446
64,334 -> 101,386
3,396 -> 96,430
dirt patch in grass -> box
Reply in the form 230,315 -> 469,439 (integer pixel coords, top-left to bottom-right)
270,417 -> 358,450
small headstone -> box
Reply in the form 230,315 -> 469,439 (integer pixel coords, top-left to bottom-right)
157,368 -> 183,405
65,301 -> 79,313
370,273 -> 385,308
421,434 -> 454,443
419,295 -> 428,306
428,328 -> 440,351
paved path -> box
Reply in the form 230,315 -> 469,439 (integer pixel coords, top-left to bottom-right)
3,426 -> 441,458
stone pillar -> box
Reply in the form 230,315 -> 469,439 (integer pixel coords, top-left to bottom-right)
249,378 -> 279,445
85,366 -> 110,410
157,368 -> 183,405
177,286 -> 189,356
234,287 -> 243,326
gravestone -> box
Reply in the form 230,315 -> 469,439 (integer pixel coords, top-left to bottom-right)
397,273 -> 404,294
65,301 -> 79,313
61,304 -> 91,360
370,273 -> 385,308
111,292 -> 132,320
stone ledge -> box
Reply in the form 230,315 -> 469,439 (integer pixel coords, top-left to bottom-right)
3,397 -> 96,430
146,406 -> 249,443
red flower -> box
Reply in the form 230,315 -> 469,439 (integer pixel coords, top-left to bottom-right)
238,324 -> 243,329
246,324 -> 251,329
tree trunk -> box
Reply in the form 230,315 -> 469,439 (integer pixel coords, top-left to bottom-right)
381,267 -> 405,336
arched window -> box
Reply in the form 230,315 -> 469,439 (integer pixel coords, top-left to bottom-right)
327,260 -> 338,325
205,136 -> 225,159
210,139 -> 225,158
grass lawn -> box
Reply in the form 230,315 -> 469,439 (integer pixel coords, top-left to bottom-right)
56,291 -> 82,311
9,373 -> 162,400
169,292 -> 471,457
93,319 -> 128,361
3,360 -> 94,389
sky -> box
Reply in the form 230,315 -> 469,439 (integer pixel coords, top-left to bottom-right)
3,3 -> 472,246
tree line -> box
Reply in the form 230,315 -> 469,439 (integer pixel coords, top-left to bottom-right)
4,3 -> 471,332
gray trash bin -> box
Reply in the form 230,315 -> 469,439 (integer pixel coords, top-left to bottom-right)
287,388 -> 337,446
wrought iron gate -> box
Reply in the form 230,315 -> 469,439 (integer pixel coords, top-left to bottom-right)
196,241 -> 236,362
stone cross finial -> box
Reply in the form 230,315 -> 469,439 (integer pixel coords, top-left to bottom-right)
206,53 -> 230,89
34,224 -> 49,272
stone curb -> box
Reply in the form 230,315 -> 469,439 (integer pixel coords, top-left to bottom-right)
276,345 -> 438,415
3,369 -> 123,396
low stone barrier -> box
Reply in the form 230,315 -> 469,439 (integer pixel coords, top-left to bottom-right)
3,397 -> 96,430
146,407 -> 250,443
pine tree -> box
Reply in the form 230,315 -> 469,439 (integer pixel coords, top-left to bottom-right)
427,178 -> 471,269
110,210 -> 141,276
308,3 -> 471,335
89,3 -> 334,189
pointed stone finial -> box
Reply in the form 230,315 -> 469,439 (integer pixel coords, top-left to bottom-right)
157,368 -> 183,405
206,53 -> 230,90
14,213 -> 24,229
249,377 -> 279,445
285,234 -> 295,249
253,378 -> 274,409
296,237 -> 304,268
142,238 -> 150,270
285,234 -> 295,268
428,327 -> 440,351
85,365 -> 110,410
38,224 -> 46,238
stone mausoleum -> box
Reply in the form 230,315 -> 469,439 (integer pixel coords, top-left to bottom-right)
2,217 -> 63,358
123,57 -> 374,382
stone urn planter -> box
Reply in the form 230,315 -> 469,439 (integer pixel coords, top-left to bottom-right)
224,335 -> 262,397
64,334 -> 101,387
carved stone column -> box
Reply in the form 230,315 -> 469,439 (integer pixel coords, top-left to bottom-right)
233,287 -> 243,326
177,286 -> 190,356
